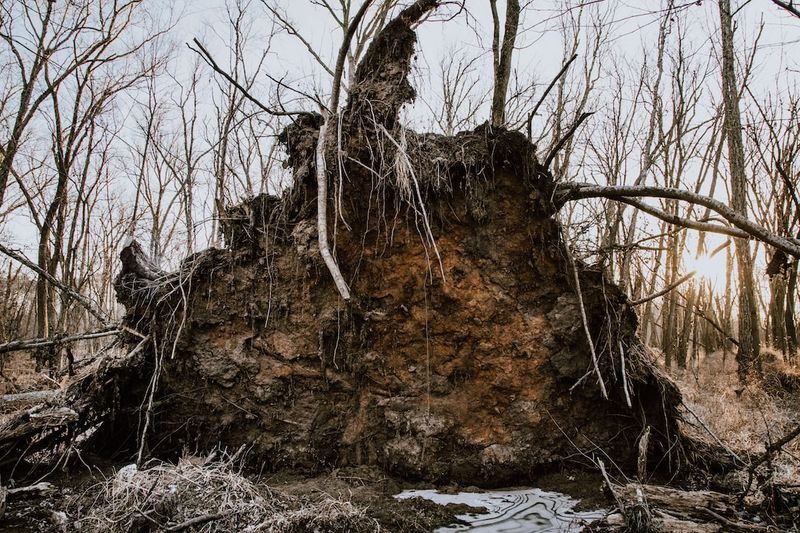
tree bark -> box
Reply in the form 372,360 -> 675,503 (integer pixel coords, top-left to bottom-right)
718,0 -> 761,381
786,262 -> 798,357
769,274 -> 788,354
677,280 -> 696,369
489,0 -> 521,128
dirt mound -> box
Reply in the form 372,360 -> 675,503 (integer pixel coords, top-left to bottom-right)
111,0 -> 684,486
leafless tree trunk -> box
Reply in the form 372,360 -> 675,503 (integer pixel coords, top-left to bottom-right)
718,0 -> 761,381
489,0 -> 520,128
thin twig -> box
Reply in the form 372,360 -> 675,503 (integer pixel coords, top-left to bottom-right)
527,53 -> 578,140
631,271 -> 695,306
188,39 -> 301,117
569,252 -> 608,399
682,401 -> 744,466
544,111 -> 593,169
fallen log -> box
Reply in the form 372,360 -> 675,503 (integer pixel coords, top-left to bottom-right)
599,483 -> 769,533
602,511 -> 722,532
0,337 -> 148,466
0,391 -> 59,404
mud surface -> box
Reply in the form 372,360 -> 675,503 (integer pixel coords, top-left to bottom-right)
0,464 -> 509,532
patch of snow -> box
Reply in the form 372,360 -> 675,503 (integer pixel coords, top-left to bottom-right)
396,487 -> 604,532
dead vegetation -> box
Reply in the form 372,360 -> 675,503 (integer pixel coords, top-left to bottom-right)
68,454 -> 382,533
588,352 -> 800,531
679,350 -> 800,475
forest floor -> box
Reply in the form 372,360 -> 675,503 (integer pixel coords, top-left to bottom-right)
1,349 -> 799,532
0,456 -> 484,532
675,349 -> 800,487
0,445 -> 606,532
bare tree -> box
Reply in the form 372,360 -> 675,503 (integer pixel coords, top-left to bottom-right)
423,49 -> 486,135
718,0 -> 760,381
489,0 -> 521,128
0,0 -> 162,209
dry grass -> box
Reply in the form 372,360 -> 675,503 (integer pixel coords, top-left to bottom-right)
68,454 -> 381,532
671,349 -> 800,486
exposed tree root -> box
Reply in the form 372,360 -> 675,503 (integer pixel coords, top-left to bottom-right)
0,337 -> 146,467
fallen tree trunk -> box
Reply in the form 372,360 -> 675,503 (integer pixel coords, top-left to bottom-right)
0,339 -> 147,466
598,483 -> 769,533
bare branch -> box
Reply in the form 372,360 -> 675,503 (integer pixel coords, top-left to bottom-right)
614,197 -> 751,240
259,1 -> 336,77
0,243 -> 110,325
771,0 -> 800,18
544,111 -> 593,168
329,0 -> 376,114
188,38 -> 302,117
556,183 -> 800,258
527,53 -> 578,140
0,327 -> 119,355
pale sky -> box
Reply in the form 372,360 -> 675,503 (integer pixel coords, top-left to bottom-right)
4,0 -> 800,281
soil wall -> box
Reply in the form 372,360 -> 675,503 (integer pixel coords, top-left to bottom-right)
112,0 -> 682,485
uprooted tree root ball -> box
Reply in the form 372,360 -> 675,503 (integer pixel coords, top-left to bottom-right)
107,0 -> 691,486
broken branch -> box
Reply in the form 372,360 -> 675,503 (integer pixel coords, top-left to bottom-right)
527,53 -> 578,140
556,183 -> 800,258
0,243 -> 110,325
0,327 -> 120,355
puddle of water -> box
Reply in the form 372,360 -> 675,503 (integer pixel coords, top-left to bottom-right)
395,487 -> 605,532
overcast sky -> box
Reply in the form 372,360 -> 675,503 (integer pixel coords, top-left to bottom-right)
5,0 -> 800,278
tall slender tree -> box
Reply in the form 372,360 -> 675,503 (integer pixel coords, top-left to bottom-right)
489,0 -> 521,128
718,0 -> 761,380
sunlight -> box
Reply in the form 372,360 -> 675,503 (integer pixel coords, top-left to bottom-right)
682,245 -> 728,291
